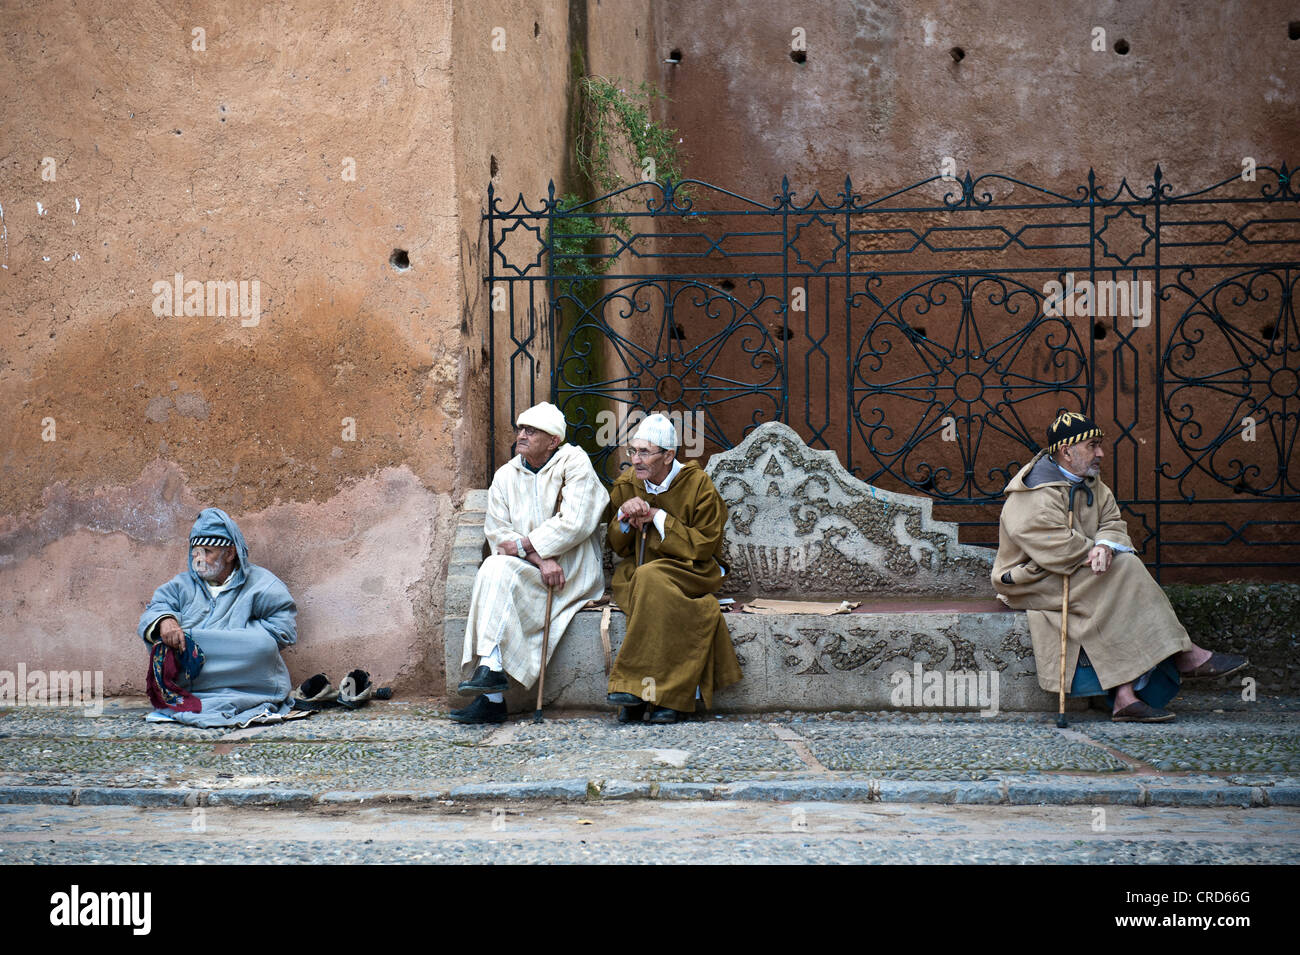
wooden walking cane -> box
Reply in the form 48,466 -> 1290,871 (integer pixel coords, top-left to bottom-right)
1057,480 -> 1093,729
532,476 -> 566,724
533,586 -> 555,724
1057,516 -> 1072,729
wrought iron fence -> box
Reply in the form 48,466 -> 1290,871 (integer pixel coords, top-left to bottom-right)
484,166 -> 1300,580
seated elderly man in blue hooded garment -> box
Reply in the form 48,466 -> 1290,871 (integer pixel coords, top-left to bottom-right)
137,508 -> 297,727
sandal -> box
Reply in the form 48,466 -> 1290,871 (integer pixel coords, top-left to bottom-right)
1111,700 -> 1175,723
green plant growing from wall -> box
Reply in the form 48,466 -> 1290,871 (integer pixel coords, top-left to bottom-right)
552,76 -> 690,277
549,74 -> 690,474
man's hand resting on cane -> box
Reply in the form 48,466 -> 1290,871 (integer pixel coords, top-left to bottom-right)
618,496 -> 658,531
1088,543 -> 1114,574
535,556 -> 565,589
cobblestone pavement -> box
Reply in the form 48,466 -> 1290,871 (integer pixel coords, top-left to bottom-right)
3,802 -> 1296,864
1,689 -> 1297,811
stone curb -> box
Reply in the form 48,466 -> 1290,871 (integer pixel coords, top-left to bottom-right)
448,779 -> 593,801
204,788 -> 317,807
1,777 -> 1296,808
1003,778 -> 1143,806
318,790 -> 450,804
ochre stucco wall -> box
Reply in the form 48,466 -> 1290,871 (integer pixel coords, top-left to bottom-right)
0,0 -> 660,697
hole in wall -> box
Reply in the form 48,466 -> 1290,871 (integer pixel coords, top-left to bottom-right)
1094,321 -> 1108,341
390,249 -> 411,271
490,155 -> 499,178
719,279 -> 735,291
1290,21 -> 1300,40
1114,38 -> 1130,55
671,323 -> 687,341
534,22 -> 540,38
775,326 -> 794,341
1261,323 -> 1276,338
949,47 -> 965,62
666,48 -> 682,63
790,50 -> 807,64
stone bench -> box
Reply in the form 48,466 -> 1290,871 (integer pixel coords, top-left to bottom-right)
444,422 -> 1063,713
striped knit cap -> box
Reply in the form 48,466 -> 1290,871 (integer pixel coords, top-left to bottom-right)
1046,411 -> 1103,454
189,509 -> 234,549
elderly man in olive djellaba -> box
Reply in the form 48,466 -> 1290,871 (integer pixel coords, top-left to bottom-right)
138,508 -> 298,728
605,413 -> 743,724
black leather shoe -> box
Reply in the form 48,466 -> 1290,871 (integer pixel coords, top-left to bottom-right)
617,703 -> 648,723
648,706 -> 680,724
449,695 -> 507,724
458,665 -> 508,694
607,692 -> 643,706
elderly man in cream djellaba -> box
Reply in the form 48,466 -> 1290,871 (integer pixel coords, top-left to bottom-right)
605,413 -> 743,724
992,411 -> 1248,723
451,402 -> 607,724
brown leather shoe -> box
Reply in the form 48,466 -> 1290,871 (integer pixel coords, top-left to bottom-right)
1180,652 -> 1249,681
1112,700 -> 1175,723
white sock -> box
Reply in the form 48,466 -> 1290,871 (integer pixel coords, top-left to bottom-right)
485,692 -> 504,703
484,646 -> 503,671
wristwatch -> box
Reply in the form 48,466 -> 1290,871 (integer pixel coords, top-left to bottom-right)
516,537 -> 528,558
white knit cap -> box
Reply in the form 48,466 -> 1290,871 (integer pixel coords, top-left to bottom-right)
633,412 -> 678,450
517,402 -> 566,440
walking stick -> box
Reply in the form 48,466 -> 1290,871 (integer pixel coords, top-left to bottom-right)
533,585 -> 554,724
1057,523 -> 1071,729
531,475 -> 566,724
1057,480 -> 1094,729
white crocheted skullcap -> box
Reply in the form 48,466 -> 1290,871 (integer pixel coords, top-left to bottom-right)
517,402 -> 566,440
633,412 -> 678,450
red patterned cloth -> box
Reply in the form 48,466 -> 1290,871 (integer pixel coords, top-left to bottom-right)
146,634 -> 206,713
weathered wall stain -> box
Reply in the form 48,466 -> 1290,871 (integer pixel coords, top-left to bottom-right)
3,293 -> 456,515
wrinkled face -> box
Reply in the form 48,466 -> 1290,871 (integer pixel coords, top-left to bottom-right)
191,545 -> 236,584
515,423 -> 562,468
627,441 -> 675,485
1057,436 -> 1104,477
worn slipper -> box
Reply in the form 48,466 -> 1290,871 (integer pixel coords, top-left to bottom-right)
291,673 -> 338,711
338,669 -> 374,709
1112,700 -> 1175,723
1180,652 -> 1249,681
337,669 -> 395,709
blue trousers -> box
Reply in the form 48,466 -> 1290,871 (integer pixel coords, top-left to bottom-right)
1069,649 -> 1181,709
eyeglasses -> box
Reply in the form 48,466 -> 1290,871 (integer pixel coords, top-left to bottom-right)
625,446 -> 666,460
516,425 -> 542,438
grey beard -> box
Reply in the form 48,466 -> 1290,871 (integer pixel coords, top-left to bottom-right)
193,560 -> 230,583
